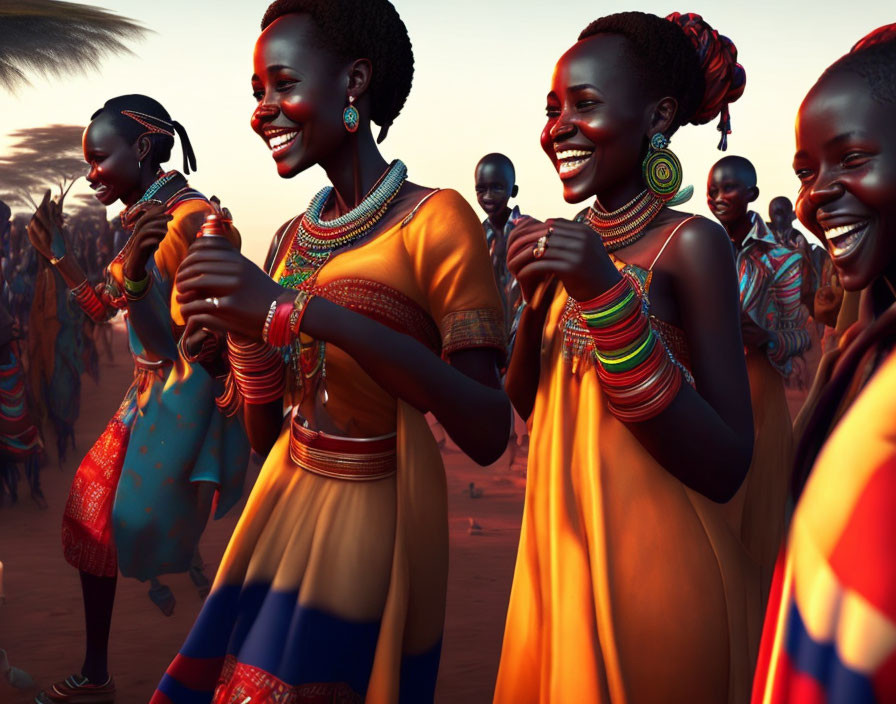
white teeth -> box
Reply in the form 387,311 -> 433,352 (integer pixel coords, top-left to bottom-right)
555,149 -> 593,161
558,159 -> 589,176
823,222 -> 867,239
267,131 -> 298,150
826,223 -> 869,259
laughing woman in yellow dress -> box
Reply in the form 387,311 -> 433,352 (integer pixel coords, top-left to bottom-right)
494,11 -> 770,704
152,1 -> 509,702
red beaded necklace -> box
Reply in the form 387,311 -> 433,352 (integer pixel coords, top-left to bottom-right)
585,189 -> 664,252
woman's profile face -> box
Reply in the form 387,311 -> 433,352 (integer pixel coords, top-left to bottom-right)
251,13 -> 348,180
793,70 -> 896,292
541,34 -> 652,204
82,115 -> 141,207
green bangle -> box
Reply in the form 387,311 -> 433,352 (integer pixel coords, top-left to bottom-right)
594,332 -> 656,372
123,274 -> 150,297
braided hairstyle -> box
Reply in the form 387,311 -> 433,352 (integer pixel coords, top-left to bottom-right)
261,0 -> 414,143
579,11 -> 746,150
823,24 -> 896,106
90,94 -> 197,174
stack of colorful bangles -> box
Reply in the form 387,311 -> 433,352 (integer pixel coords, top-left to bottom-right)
226,290 -> 314,405
71,279 -> 107,323
576,276 -> 682,423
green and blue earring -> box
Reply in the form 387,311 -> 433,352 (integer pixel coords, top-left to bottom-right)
343,95 -> 359,133
642,133 -> 693,205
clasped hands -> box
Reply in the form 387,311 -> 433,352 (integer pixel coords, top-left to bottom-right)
505,216 -> 622,306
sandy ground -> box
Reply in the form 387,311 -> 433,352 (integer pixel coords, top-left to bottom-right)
0,317 -> 821,704
0,319 -> 527,704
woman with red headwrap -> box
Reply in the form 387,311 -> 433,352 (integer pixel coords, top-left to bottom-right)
494,11 -> 765,704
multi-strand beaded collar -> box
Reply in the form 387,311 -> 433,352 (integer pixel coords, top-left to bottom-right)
585,189 -> 664,253
279,159 -> 408,289
119,170 -> 178,230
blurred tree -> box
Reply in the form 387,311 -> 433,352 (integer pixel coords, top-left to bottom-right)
0,0 -> 147,91
0,125 -> 85,208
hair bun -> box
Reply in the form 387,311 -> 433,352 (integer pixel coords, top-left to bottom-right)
666,12 -> 746,150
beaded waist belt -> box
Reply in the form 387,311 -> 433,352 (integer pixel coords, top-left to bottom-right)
289,418 -> 397,482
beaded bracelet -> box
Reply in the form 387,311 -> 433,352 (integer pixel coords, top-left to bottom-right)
576,276 -> 682,423
71,279 -> 107,322
260,300 -> 278,344
227,333 -> 285,405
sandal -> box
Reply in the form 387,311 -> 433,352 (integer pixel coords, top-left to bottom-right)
148,579 -> 175,617
34,674 -> 115,703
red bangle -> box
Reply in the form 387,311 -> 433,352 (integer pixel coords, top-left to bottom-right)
574,276 -> 630,310
266,302 -> 294,348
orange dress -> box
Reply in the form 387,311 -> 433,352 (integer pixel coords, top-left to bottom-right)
495,260 -> 766,703
154,189 -> 505,704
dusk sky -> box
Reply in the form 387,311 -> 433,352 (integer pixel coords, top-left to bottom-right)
1,0 -> 892,262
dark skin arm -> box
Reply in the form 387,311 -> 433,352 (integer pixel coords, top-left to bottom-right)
118,203 -> 184,361
509,215 -> 753,503
176,238 -> 510,466
502,216 -> 558,419
28,193 -> 182,359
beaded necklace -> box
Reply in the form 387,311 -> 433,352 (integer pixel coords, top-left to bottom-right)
585,189 -> 664,253
278,160 -> 407,290
120,170 -> 177,229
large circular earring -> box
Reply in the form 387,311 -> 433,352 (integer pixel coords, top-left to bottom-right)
343,96 -> 360,134
642,133 -> 682,200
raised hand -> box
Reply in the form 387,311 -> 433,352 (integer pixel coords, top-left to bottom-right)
506,217 -> 554,303
27,190 -> 67,261
175,236 -> 287,341
123,202 -> 173,281
512,217 -> 621,303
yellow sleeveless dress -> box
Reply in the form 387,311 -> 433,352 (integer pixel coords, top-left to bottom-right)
495,260 -> 767,703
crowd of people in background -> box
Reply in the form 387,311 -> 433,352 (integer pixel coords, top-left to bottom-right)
0,197 -> 119,507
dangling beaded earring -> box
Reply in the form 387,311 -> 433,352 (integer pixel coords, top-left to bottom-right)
343,95 -> 359,134
642,133 -> 693,205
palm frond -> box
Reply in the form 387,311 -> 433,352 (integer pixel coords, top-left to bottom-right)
0,1 -> 149,91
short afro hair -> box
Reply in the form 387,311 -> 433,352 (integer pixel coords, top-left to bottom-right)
261,0 -> 414,141
825,28 -> 896,105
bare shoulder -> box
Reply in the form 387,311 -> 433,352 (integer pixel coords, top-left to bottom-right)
668,214 -> 735,266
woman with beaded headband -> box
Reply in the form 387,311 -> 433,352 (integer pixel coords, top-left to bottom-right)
494,11 -> 768,704
151,1 -> 509,702
752,27 -> 896,703
27,94 -> 249,704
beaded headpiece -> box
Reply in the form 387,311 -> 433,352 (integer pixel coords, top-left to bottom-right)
120,110 -> 175,138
